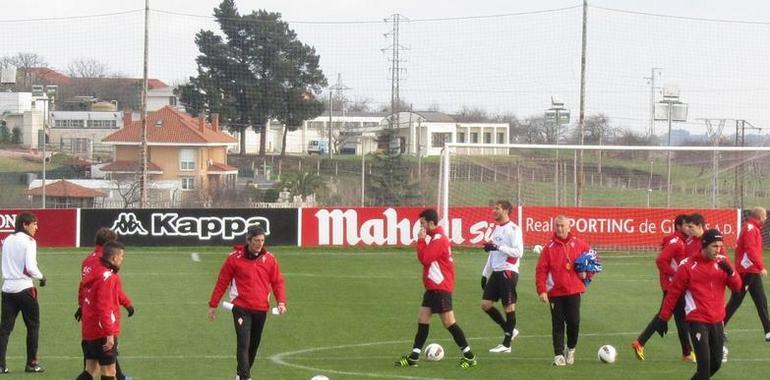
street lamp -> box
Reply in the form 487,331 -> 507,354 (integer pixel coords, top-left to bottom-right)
654,87 -> 688,207
545,97 -> 570,206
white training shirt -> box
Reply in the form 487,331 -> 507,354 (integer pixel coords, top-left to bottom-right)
482,220 -> 524,276
1,232 -> 44,293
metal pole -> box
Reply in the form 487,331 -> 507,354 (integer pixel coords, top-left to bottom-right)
41,96 -> 48,208
328,91 -> 333,159
647,160 -> 654,208
361,145 -> 365,207
441,147 -> 450,223
139,0 -> 150,208
576,0 -> 588,207
666,101 -> 673,207
554,109 -> 560,206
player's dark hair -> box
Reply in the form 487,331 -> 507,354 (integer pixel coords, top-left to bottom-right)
419,208 -> 439,224
496,200 -> 513,212
94,227 -> 118,246
102,240 -> 125,259
674,214 -> 688,227
14,212 -> 37,233
245,226 -> 266,242
686,213 -> 705,226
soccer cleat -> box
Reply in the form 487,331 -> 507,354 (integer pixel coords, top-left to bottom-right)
459,356 -> 477,369
512,328 -> 520,340
24,364 -> 44,373
722,346 -> 728,363
681,352 -> 696,363
631,340 -> 646,361
394,356 -> 419,367
552,354 -> 567,367
0,366 -> 8,374
564,348 -> 576,365
489,344 -> 511,353
765,332 -> 770,342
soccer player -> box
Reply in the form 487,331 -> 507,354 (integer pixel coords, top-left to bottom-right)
535,215 -> 591,366
0,212 -> 45,373
77,240 -> 129,380
684,213 -> 706,258
658,229 -> 742,380
76,228 -> 134,380
632,214 -> 695,362
724,207 -> 770,341
480,200 -> 523,353
395,208 -> 477,369
208,226 -> 286,380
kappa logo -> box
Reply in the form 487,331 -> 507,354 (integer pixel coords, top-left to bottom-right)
111,213 -> 149,236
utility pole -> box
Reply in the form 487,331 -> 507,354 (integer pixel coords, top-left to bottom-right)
644,68 -> 663,137
701,118 -> 727,208
383,14 -> 408,134
734,120 -> 761,209
328,73 -> 351,159
139,0 -> 150,208
576,0 -> 588,206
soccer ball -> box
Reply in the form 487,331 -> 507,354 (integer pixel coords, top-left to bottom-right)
598,344 -> 617,363
424,343 -> 445,361
310,376 -> 330,380
533,244 -> 543,255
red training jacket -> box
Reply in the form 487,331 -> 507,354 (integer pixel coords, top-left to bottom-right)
684,235 -> 702,258
208,245 -> 286,312
535,232 -> 591,298
81,261 -> 126,340
655,230 -> 688,291
735,217 -> 765,274
416,226 -> 455,293
660,253 -> 742,324
79,245 -> 131,308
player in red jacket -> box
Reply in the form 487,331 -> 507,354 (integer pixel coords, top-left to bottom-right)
77,241 -> 128,380
632,214 -> 695,362
75,228 -> 133,380
395,208 -> 477,369
208,226 -> 286,380
535,215 -> 591,367
684,214 -> 706,258
658,229 -> 742,380
724,207 -> 770,341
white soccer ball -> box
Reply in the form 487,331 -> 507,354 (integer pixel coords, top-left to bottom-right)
424,343 -> 445,361
310,375 -> 330,380
533,244 -> 543,255
598,344 -> 617,364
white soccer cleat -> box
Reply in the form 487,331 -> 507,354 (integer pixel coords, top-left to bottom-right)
765,332 -> 770,342
565,348 -> 576,365
722,346 -> 728,363
489,344 -> 511,353
553,354 -> 567,366
512,328 -> 520,340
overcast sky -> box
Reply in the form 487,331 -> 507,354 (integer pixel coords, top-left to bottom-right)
3,0 -> 770,136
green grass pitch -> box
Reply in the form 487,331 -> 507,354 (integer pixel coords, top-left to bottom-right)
3,246 -> 767,379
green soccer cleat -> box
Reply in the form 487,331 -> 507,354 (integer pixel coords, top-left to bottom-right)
459,356 -> 477,369
394,356 -> 419,367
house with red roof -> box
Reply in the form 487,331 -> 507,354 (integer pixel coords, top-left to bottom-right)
102,106 -> 239,199
25,179 -> 106,208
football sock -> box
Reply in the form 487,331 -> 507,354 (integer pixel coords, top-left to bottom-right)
447,323 -> 471,355
484,307 -> 506,330
76,371 -> 93,380
410,323 -> 430,359
503,311 -> 516,346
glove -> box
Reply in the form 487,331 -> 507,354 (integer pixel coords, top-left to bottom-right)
654,317 -> 669,337
717,261 -> 734,276
483,243 -> 497,252
39,277 -> 46,287
125,305 -> 135,317
481,276 -> 487,290
74,306 -> 82,322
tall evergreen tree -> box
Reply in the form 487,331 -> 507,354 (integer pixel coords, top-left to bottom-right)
178,0 -> 326,155
367,127 -> 419,206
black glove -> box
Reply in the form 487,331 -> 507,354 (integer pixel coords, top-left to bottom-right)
483,243 -> 497,252
481,276 -> 487,290
125,305 -> 135,317
654,317 -> 668,337
39,277 -> 46,287
74,306 -> 82,322
717,261 -> 734,276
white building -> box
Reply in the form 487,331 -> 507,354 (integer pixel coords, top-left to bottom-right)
0,92 -> 46,149
50,111 -> 123,160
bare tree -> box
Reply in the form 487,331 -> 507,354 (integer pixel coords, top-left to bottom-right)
66,58 -> 110,78
453,106 -> 491,122
113,178 -> 140,208
1,52 -> 48,70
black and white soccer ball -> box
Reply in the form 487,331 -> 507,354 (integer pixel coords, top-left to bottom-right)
598,344 -> 617,363
424,343 -> 445,361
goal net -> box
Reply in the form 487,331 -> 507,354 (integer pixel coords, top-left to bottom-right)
438,143 -> 770,251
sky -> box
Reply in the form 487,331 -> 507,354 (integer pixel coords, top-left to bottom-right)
3,0 -> 770,137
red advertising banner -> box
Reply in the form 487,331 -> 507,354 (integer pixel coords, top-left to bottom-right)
301,207 -> 739,250
0,209 -> 78,247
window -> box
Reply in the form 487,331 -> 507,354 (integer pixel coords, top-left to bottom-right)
181,177 -> 194,190
179,148 -> 196,171
470,132 -> 479,144
431,133 -> 451,148
497,132 -> 506,144
484,132 -> 492,144
457,132 -> 465,143
308,121 -> 325,130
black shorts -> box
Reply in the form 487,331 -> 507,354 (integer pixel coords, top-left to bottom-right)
421,290 -> 453,314
482,270 -> 519,305
82,337 -> 118,365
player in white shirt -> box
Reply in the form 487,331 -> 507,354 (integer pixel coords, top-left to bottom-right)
0,212 -> 46,373
480,200 -> 524,353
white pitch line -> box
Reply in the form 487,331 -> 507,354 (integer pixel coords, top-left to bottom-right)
191,252 -> 201,262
